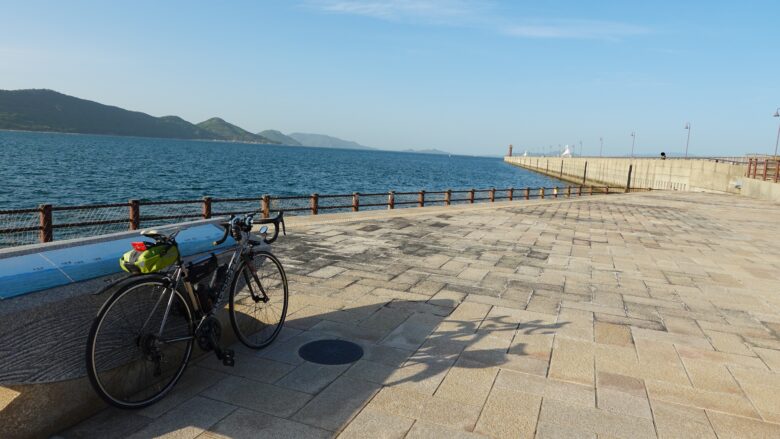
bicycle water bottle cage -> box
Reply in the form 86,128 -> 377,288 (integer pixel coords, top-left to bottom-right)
209,264 -> 229,293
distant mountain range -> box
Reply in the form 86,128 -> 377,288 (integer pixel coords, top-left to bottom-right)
402,148 -> 450,155
258,130 -> 302,146
287,132 -> 372,150
0,89 -> 449,153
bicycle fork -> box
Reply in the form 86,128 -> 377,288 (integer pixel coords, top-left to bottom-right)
242,257 -> 269,304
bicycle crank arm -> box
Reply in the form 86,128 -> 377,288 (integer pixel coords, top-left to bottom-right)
160,336 -> 195,344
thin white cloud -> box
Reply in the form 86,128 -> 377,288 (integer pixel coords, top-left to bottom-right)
309,0 -> 480,24
503,20 -> 649,40
306,0 -> 649,41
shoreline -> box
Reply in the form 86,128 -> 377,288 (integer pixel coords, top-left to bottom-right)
0,128 -> 476,157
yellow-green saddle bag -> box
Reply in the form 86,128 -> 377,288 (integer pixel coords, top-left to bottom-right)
120,242 -> 179,274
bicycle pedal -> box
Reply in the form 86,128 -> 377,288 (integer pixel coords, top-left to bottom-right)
221,349 -> 235,367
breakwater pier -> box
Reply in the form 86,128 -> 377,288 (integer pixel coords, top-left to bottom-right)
4,190 -> 780,438
504,155 -> 745,193
504,155 -> 780,203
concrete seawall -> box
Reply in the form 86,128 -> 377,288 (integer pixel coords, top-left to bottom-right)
504,156 -> 746,194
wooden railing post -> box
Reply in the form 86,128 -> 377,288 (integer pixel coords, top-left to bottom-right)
202,197 -> 212,219
388,191 -> 395,209
129,199 -> 140,230
746,158 -> 752,177
261,195 -> 270,218
775,159 -> 780,183
605,186 -> 610,195
352,192 -> 360,212
469,189 -> 475,204
763,160 -> 769,180
489,188 -> 495,202
626,164 -> 633,193
311,193 -> 319,215
39,204 -> 52,243
583,161 -> 588,184
418,190 -> 425,207
539,187 -> 545,199
566,186 -> 571,198
508,187 -> 514,201
578,186 -> 582,196
525,187 -> 530,200
589,185 -> 593,195
445,189 -> 451,206
553,187 -> 558,198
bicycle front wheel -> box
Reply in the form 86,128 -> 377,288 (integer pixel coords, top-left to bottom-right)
86,275 -> 194,409
229,251 -> 288,349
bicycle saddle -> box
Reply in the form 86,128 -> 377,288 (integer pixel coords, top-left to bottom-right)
140,230 -> 165,239
140,229 -> 179,242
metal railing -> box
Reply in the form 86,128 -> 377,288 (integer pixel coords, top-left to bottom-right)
745,157 -> 780,182
506,155 -> 751,165
0,185 -> 645,247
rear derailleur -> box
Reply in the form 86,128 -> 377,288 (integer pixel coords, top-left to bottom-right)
196,316 -> 234,367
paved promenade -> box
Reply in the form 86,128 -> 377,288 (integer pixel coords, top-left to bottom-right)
61,192 -> 780,438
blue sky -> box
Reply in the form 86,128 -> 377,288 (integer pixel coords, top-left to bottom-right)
2,0 -> 779,156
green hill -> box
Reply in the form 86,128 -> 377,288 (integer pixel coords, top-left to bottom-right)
258,130 -> 302,146
0,89 -> 276,143
0,89 -> 373,149
0,89 -> 218,139
197,118 -> 275,143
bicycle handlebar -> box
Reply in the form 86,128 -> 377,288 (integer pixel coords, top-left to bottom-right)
212,216 -> 234,246
255,211 -> 285,244
212,211 -> 285,246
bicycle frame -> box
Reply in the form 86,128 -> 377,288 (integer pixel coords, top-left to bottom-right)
153,227 -> 267,342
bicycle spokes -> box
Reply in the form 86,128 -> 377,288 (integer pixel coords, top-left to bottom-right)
88,280 -> 193,408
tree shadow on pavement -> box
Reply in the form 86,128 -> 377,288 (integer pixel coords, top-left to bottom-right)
57,297 -> 570,438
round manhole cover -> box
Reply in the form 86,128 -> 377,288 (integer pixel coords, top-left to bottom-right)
298,340 -> 364,365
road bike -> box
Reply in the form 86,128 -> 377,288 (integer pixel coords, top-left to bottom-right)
86,212 -> 288,408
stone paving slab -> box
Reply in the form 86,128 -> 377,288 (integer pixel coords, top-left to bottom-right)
60,192 -> 780,438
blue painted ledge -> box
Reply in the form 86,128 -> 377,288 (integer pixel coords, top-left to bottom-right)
0,221 -> 236,299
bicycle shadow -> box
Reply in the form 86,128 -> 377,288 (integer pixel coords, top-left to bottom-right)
55,296 -> 569,438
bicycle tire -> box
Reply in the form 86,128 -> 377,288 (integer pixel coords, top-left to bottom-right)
86,274 -> 194,409
229,251 -> 288,349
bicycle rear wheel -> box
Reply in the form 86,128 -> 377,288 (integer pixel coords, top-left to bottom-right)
229,251 -> 288,349
86,275 -> 194,409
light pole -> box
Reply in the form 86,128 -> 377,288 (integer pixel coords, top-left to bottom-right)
579,140 -> 583,156
630,131 -> 636,158
774,108 -> 780,157
599,137 -> 603,157
684,122 -> 691,158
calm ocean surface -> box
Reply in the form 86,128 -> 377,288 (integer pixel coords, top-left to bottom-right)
0,130 -> 563,209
